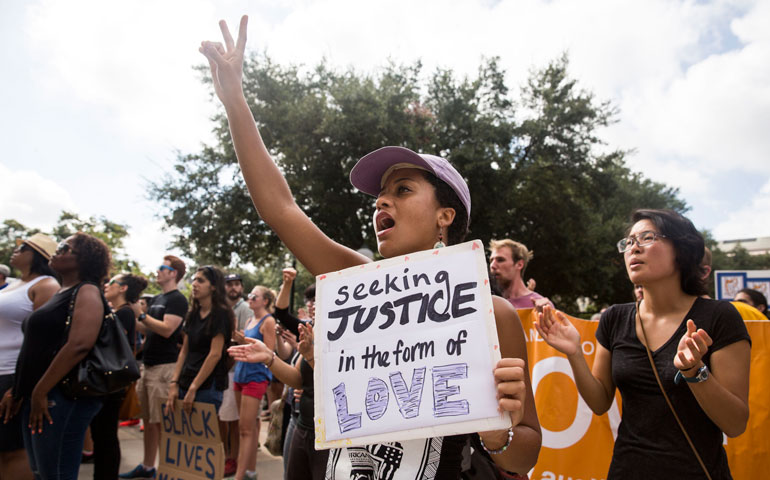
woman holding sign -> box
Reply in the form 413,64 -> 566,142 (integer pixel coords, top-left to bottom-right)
204,16 -> 540,479
535,209 -> 750,479
167,266 -> 233,415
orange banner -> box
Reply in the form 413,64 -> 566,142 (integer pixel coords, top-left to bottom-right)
518,309 -> 770,480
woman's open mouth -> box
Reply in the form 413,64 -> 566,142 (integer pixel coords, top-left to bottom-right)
376,211 -> 395,237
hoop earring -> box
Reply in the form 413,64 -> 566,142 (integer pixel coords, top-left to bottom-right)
433,232 -> 446,249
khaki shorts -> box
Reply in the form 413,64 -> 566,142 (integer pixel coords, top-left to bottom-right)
136,363 -> 177,423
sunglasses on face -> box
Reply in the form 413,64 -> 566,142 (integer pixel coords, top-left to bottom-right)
56,242 -> 77,256
158,265 -> 176,272
108,278 -> 126,286
248,293 -> 260,300
14,244 -> 31,253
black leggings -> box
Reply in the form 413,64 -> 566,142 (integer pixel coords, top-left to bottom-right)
285,425 -> 329,480
90,390 -> 126,480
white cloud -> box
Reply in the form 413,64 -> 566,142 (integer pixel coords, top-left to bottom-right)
0,163 -> 78,230
713,178 -> 770,240
14,0 -> 770,240
122,219 -> 190,273
25,0 -> 222,153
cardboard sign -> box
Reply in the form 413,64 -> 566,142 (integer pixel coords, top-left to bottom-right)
313,240 -> 510,449
157,399 -> 224,480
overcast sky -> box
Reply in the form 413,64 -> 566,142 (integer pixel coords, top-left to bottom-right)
1,0 -> 768,271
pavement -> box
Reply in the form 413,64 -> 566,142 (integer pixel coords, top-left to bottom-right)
78,421 -> 285,479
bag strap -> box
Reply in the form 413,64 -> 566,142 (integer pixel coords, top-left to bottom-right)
636,301 -> 712,480
64,283 -> 86,329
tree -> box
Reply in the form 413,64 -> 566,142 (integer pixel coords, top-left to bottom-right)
152,54 -> 687,310
0,219 -> 41,267
0,212 -> 154,291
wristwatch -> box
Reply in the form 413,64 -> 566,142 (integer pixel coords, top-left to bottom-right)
138,313 -> 147,322
674,364 -> 709,384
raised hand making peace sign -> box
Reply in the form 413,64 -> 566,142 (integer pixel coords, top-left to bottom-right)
199,16 -> 248,105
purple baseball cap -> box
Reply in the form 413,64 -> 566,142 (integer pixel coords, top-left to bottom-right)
349,146 -> 471,225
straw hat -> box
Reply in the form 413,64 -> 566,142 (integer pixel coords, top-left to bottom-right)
17,233 -> 57,260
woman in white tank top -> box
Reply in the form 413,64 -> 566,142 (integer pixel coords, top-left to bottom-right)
0,234 -> 58,480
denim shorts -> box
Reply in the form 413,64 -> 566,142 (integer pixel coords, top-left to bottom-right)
179,383 -> 223,412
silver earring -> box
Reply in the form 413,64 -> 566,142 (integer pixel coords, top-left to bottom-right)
433,232 -> 445,249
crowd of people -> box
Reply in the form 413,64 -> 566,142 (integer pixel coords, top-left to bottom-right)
0,13 -> 764,480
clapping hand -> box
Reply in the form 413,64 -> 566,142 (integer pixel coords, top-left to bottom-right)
533,305 -> 581,357
298,322 -> 314,361
232,329 -> 247,345
674,319 -> 712,372
228,337 -> 272,364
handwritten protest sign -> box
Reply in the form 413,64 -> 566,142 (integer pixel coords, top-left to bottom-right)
157,399 -> 224,480
313,240 -> 510,449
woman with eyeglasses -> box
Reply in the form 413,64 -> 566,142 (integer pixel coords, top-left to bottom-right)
535,209 -> 751,479
166,266 -> 234,416
230,286 -> 276,480
206,16 -> 539,479
0,234 -> 59,480
86,273 -> 147,480
1,233 -> 111,480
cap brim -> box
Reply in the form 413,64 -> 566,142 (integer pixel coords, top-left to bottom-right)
350,146 -> 435,196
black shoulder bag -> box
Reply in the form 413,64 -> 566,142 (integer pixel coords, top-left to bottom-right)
59,283 -> 140,398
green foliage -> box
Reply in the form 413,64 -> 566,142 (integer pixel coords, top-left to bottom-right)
152,54 -> 687,310
0,219 -> 42,268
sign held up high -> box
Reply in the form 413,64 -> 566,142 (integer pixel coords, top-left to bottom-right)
313,240 -> 510,449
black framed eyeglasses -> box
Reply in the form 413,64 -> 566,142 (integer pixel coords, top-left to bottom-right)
616,231 -> 667,253
56,241 -> 77,256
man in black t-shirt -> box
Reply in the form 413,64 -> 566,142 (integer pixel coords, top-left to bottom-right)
120,255 -> 188,480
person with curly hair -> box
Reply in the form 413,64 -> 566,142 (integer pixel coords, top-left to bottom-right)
89,273 -> 148,480
166,266 -> 234,416
0,233 -> 112,480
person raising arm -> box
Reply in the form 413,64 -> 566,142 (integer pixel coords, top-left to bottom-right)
203,17 -> 540,478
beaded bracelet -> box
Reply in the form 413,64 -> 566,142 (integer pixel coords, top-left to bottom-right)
266,352 -> 276,368
479,426 -> 515,455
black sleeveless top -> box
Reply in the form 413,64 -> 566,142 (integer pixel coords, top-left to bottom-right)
14,287 -> 77,398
